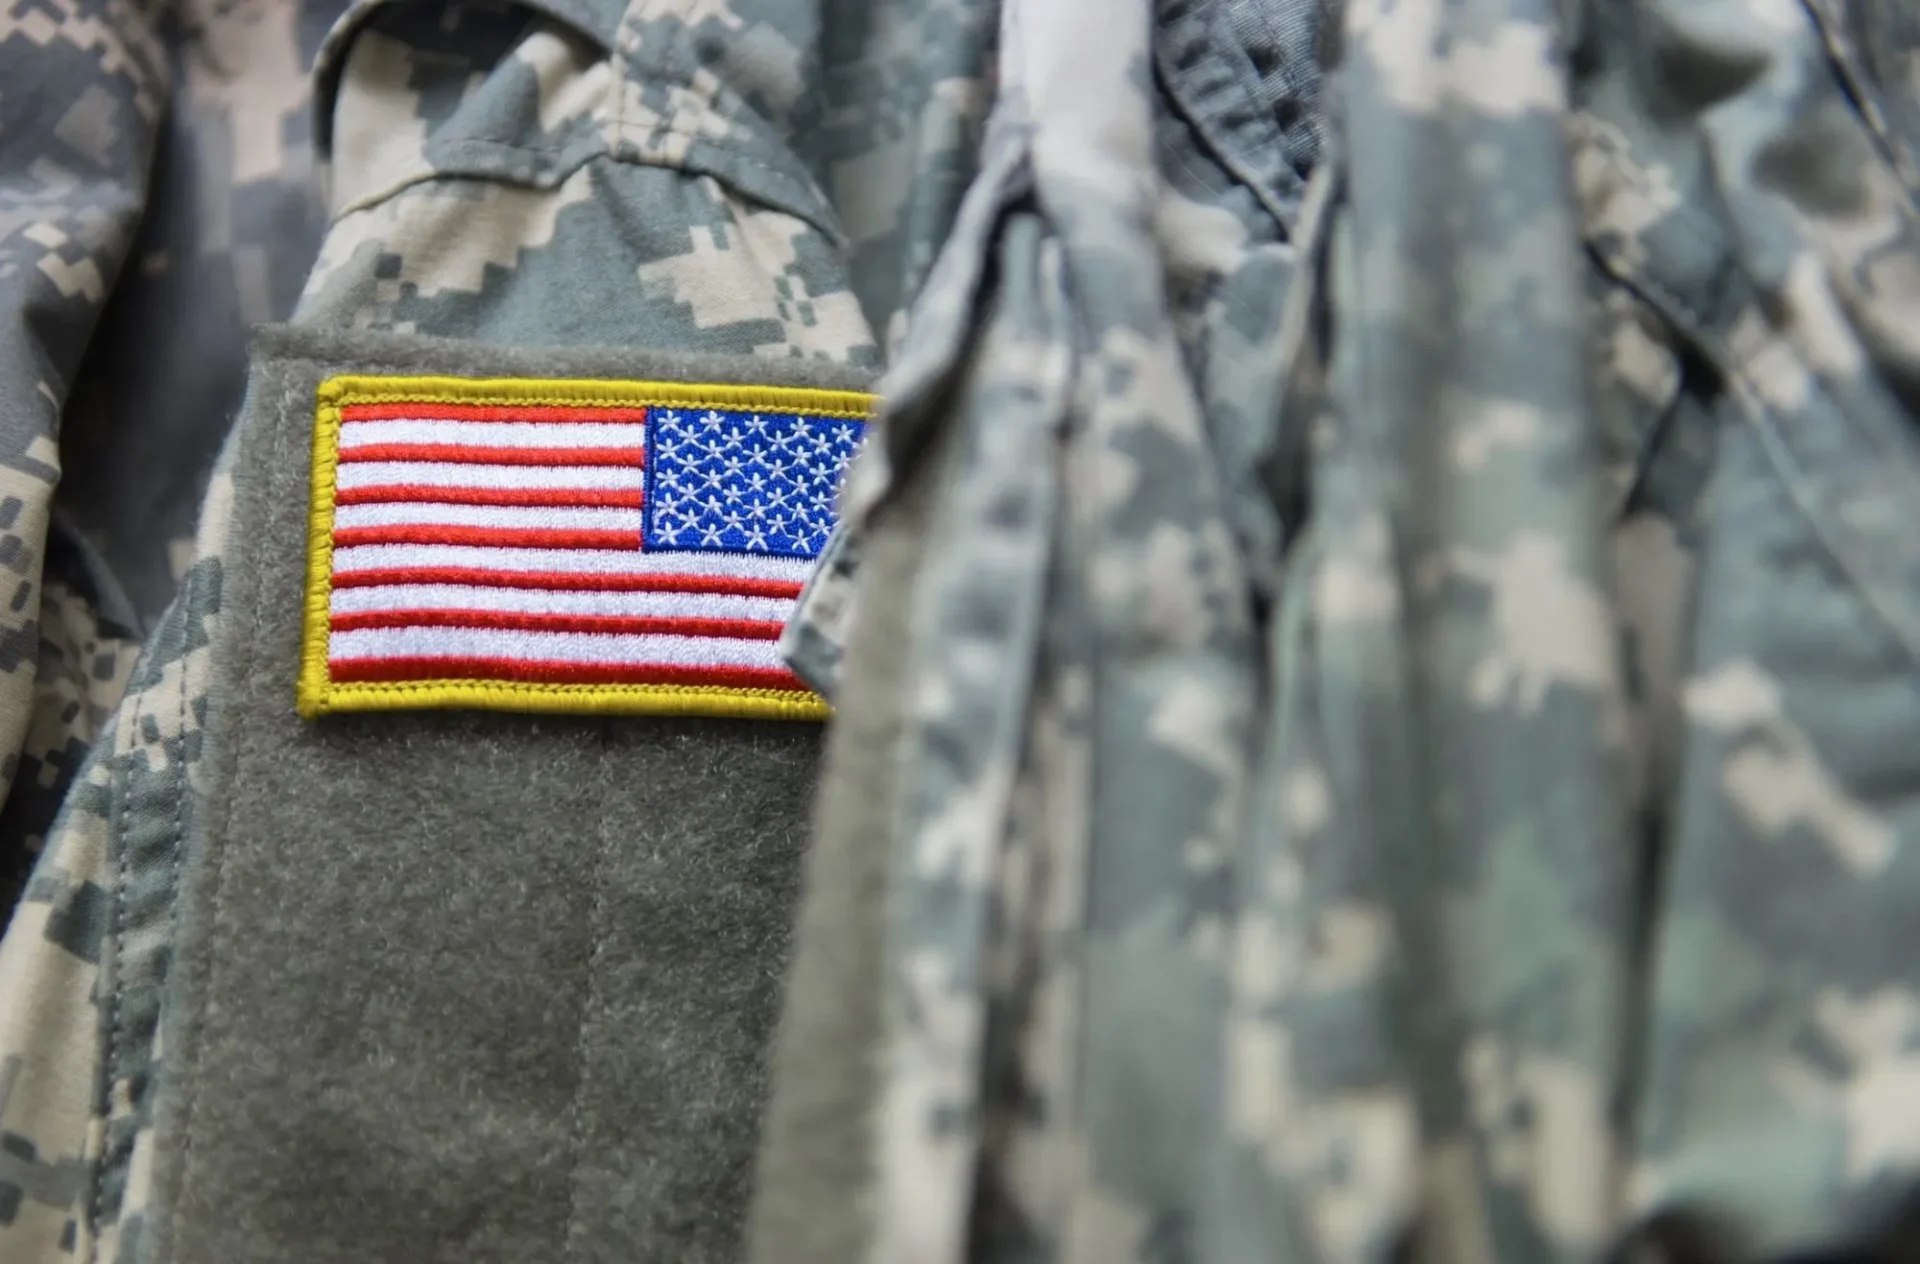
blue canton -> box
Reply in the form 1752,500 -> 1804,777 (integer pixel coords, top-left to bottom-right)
643,407 -> 866,558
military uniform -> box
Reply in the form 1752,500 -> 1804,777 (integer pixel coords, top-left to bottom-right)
10,0 -> 1920,1261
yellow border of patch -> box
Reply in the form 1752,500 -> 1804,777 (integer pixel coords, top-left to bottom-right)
298,374 -> 875,722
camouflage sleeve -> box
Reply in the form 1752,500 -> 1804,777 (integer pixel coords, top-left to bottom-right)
0,0 -> 354,1255
0,0 -> 170,905
0,447 -> 232,1263
55,0 -> 345,623
291,0 -> 881,360
0,0 -> 346,912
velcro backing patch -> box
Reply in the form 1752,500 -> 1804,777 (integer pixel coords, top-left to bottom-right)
299,374 -> 873,720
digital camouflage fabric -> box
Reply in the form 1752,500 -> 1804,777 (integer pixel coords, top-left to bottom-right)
54,0 -> 349,622
0,0 -> 344,908
770,0 -> 1325,1256
0,453 -> 232,1263
1,0 -> 996,1260
0,0 -> 165,941
0,0 -> 337,1254
768,0 -> 1920,1261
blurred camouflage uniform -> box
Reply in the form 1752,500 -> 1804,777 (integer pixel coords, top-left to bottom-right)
757,0 -> 1920,1261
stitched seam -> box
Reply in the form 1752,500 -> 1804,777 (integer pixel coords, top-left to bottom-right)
323,681 -> 817,699
90,678 -> 142,1263
645,144 -> 836,241
320,378 -> 876,419
170,363 -> 290,1260
1152,10 -> 1299,229
333,394 -> 872,416
332,140 -> 604,219
133,569 -> 195,1259
1743,410 -> 1920,668
432,136 -> 593,161
347,392 -> 869,414
154,639 -> 190,1248
1723,355 -> 1920,669
1802,0 -> 1920,203
615,121 -> 814,180
334,132 -> 825,227
296,387 -> 340,720
313,683 -> 829,720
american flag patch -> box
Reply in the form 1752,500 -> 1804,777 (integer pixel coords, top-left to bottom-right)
297,375 -> 873,720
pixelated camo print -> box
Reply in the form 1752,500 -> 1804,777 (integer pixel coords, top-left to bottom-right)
797,0 -> 1920,1260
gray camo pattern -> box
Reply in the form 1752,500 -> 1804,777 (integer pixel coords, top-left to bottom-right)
0,0 -> 336,1253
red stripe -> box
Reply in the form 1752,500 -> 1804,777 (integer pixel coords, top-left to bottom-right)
335,485 -> 646,509
331,526 -> 641,551
336,444 -> 645,466
329,567 -> 804,598
341,403 -> 651,423
329,656 -> 806,692
329,609 -> 785,640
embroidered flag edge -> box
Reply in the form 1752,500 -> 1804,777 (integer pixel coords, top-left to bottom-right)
298,374 -> 875,721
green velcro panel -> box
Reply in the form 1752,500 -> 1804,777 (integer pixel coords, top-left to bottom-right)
151,328 -> 875,1264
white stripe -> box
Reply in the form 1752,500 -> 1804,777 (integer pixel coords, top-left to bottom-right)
329,626 -> 787,668
332,504 -> 645,532
337,420 -> 646,449
335,463 -> 645,491
330,584 -> 794,622
330,543 -> 815,581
